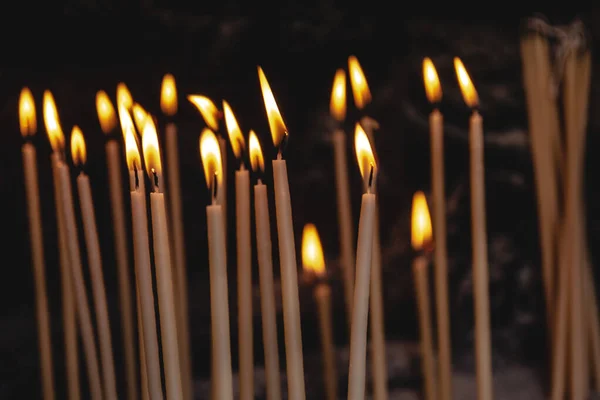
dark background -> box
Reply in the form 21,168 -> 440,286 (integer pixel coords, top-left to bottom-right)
2,5 -> 599,399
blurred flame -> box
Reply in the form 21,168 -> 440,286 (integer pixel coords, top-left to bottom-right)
411,191 -> 432,250
453,57 -> 479,108
19,87 -> 37,137
248,130 -> 264,173
223,100 -> 245,159
258,66 -> 288,149
160,73 -> 177,116
70,126 -> 87,166
422,58 -> 442,103
348,55 -> 372,110
354,123 -> 376,187
118,105 -> 136,140
117,82 -> 133,110
199,128 -> 223,194
132,103 -> 148,134
96,90 -> 117,134
124,124 -> 141,171
330,69 -> 346,122
301,223 -> 326,276
142,117 -> 162,178
43,90 -> 65,152
188,95 -> 219,131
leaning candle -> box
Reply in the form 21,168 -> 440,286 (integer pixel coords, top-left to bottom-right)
258,66 -> 306,400
454,57 -> 493,400
302,224 -> 337,400
422,57 -> 453,400
96,89 -> 137,400
200,128 -> 233,400
223,100 -> 255,400
347,123 -> 377,400
20,88 -> 55,400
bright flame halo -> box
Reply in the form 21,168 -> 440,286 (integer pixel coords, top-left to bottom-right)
188,95 -> 220,131
141,117 -> 162,180
258,66 -> 288,149
348,55 -> 372,110
354,123 -> 377,189
301,223 -> 326,276
116,82 -> 133,110
70,126 -> 87,166
199,128 -> 223,195
43,90 -> 65,153
223,100 -> 245,160
96,90 -> 117,134
160,73 -> 177,116
454,57 -> 479,108
411,191 -> 432,250
19,87 -> 36,137
248,130 -> 264,173
330,69 -> 346,122
422,58 -> 442,104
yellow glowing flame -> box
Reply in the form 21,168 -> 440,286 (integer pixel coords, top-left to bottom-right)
124,124 -> 141,171
354,123 -> 376,186
301,223 -> 326,276
19,87 -> 36,137
411,191 -> 432,251
70,126 -> 87,166
188,95 -> 220,131
454,57 -> 479,108
330,69 -> 346,122
132,103 -> 148,134
96,90 -> 117,134
258,66 -> 288,149
43,90 -> 65,152
348,55 -> 372,110
160,73 -> 177,116
248,130 -> 264,173
223,100 -> 245,159
142,117 -> 162,178
117,82 -> 133,110
118,105 -> 136,140
422,58 -> 442,103
199,128 -> 223,193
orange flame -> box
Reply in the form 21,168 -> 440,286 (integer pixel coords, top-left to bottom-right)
141,117 -> 162,179
160,73 -> 177,116
354,123 -> 376,189
422,58 -> 442,103
258,66 -> 288,149
70,126 -> 87,166
132,103 -> 148,134
188,95 -> 220,131
43,90 -> 65,152
96,90 -> 117,134
116,82 -> 133,110
348,55 -> 372,110
454,57 -> 479,108
330,69 -> 346,122
124,123 -> 141,171
19,87 -> 37,137
411,191 -> 432,250
223,100 -> 246,159
248,130 -> 264,173
301,223 -> 326,276
199,128 -> 223,195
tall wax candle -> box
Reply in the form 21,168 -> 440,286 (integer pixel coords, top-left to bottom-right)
455,58 -> 493,400
249,131 -> 282,400
200,128 -> 233,400
20,88 -> 55,400
259,67 -> 306,400
71,128 -> 117,400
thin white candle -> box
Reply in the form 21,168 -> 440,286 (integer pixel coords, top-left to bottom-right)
259,66 -> 306,400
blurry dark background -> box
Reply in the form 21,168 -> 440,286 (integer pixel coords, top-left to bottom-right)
2,4 -> 599,399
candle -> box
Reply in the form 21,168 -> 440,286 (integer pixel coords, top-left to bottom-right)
302,224 -> 337,400
19,88 -> 55,400
96,89 -> 138,400
223,100 -> 255,399
249,131 -> 282,400
161,74 -> 193,400
411,191 -> 437,400
329,69 -> 355,330
454,58 -> 493,400
422,57 -> 453,400
258,66 -> 306,399
200,128 -> 233,400
347,123 -> 377,400
121,108 -> 164,400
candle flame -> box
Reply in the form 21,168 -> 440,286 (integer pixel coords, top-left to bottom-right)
188,95 -> 220,131
43,90 -> 65,152
411,191 -> 432,251
199,128 -> 223,195
96,90 -> 117,134
132,103 -> 149,134
348,55 -> 372,110
453,57 -> 479,108
330,69 -> 346,122
223,100 -> 246,160
118,105 -> 136,140
142,117 -> 162,180
116,82 -> 133,110
301,223 -> 326,276
160,73 -> 178,116
354,123 -> 376,189
422,57 -> 442,103
248,130 -> 264,173
258,66 -> 288,149
124,123 -> 141,171
19,87 -> 37,137
70,126 -> 87,166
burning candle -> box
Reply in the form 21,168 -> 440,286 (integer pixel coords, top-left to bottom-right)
44,92 -> 103,400
347,123 -> 377,400
249,131 -> 282,400
71,127 -> 118,400
96,89 -> 137,400
411,191 -> 437,400
422,57 -> 452,400
142,117 -> 183,400
200,128 -> 233,400
329,69 -> 355,330
258,66 -> 306,400
302,224 -> 337,400
454,57 -> 493,400
223,100 -> 255,400
121,108 -> 164,400
19,88 -> 55,400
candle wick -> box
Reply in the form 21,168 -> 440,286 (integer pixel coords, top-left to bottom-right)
257,178 -> 262,185
277,131 -> 289,159
212,172 -> 218,203
151,168 -> 160,192
367,163 -> 375,193
134,164 -> 140,190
